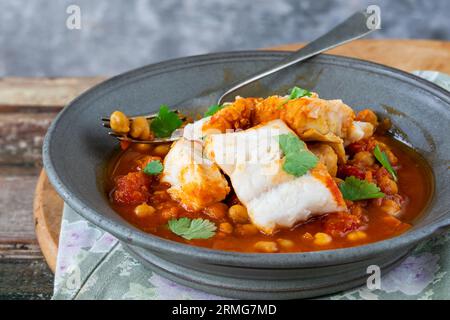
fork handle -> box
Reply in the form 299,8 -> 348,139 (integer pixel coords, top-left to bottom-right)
217,11 -> 375,105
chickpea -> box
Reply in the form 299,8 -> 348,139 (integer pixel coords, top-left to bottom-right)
135,143 -> 152,153
375,144 -> 398,165
302,232 -> 314,241
110,111 -> 130,134
380,199 -> 401,216
130,117 -> 151,140
277,238 -> 294,249
383,215 -> 402,227
219,222 -> 233,234
254,241 -> 279,253
353,151 -> 375,167
204,203 -> 228,220
313,232 -> 332,246
346,230 -> 367,241
228,205 -> 249,223
356,109 -> 378,127
379,177 -> 398,195
134,203 -> 155,218
385,149 -> 398,165
235,224 -> 259,236
153,144 -> 171,157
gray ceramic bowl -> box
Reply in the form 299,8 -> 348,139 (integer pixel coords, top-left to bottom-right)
43,51 -> 450,299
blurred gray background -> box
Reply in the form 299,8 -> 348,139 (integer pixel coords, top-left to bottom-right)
0,0 -> 448,77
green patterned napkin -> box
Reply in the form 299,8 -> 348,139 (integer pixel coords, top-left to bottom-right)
52,71 -> 450,300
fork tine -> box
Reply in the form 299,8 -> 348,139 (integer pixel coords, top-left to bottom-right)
107,132 -> 127,139
148,137 -> 180,143
107,131 -> 180,144
103,108 -> 184,144
107,132 -> 136,143
102,109 -> 181,122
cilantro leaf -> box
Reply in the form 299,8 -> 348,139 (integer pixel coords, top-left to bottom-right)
143,160 -> 163,175
373,144 -> 398,181
150,105 -> 183,138
167,217 -> 217,240
278,133 -> 307,153
204,104 -> 224,117
278,133 -> 318,177
339,176 -> 385,201
289,86 -> 312,99
283,152 -> 319,177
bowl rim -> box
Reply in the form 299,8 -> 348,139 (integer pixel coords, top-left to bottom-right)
43,50 -> 450,268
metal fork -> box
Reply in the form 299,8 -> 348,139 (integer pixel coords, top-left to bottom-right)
102,10 -> 376,144
101,110 -> 185,143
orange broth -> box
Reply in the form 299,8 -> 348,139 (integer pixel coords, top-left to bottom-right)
104,136 -> 433,253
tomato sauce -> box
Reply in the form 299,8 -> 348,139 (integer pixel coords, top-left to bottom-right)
104,136 -> 433,253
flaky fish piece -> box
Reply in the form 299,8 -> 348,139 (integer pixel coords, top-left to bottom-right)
204,119 -> 347,234
308,143 -> 338,176
202,95 -> 374,162
161,138 -> 230,211
202,97 -> 260,133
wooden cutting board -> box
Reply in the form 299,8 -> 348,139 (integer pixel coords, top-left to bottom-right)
32,39 -> 450,272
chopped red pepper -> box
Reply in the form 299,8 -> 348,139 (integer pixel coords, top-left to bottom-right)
113,172 -> 151,205
322,211 -> 365,237
337,164 -> 366,180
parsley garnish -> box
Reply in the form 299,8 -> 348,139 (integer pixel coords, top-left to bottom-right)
339,176 -> 385,201
204,104 -> 224,117
143,160 -> 163,175
373,144 -> 398,181
278,133 -> 319,177
289,86 -> 312,99
150,105 -> 183,138
167,217 -> 216,240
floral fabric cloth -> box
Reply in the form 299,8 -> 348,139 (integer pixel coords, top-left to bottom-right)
52,71 -> 450,300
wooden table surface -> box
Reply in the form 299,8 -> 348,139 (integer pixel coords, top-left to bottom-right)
1,39 -> 449,300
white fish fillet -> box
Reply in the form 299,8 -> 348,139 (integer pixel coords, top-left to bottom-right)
182,116 -> 211,142
346,121 -> 374,146
204,119 -> 346,234
161,137 -> 230,211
